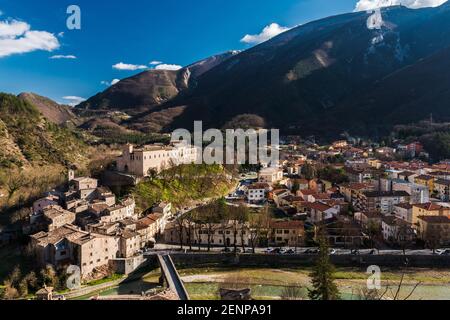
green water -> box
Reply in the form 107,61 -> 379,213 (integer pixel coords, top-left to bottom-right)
73,269 -> 450,301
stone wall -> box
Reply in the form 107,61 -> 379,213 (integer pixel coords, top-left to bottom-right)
167,253 -> 450,269
109,255 -> 146,275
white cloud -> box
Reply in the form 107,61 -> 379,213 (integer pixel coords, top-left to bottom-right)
154,63 -> 182,71
0,19 -> 59,58
101,79 -> 120,86
112,62 -> 148,71
62,96 -> 86,106
355,0 -> 447,11
150,60 -> 163,65
50,54 -> 76,59
57,32 -> 64,38
241,23 -> 291,45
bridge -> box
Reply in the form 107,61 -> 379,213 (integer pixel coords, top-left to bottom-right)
157,254 -> 190,300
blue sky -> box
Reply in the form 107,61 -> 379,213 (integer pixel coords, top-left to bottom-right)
0,0 -> 387,104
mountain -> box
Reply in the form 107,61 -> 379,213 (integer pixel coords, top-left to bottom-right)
0,93 -> 87,168
18,92 -> 78,126
79,3 -> 450,139
78,51 -> 239,116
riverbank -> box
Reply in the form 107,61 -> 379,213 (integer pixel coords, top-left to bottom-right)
71,266 -> 450,300
178,267 -> 450,300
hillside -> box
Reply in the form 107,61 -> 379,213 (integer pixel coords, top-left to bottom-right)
18,93 -> 78,126
78,2 -> 450,140
0,93 -> 87,168
78,51 -> 239,116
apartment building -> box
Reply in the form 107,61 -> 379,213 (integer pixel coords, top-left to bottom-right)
358,191 -> 410,215
411,203 -> 450,224
269,220 -> 304,247
417,216 -> 450,246
258,167 -> 284,185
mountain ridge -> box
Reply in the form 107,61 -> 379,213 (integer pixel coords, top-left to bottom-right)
78,3 -> 450,139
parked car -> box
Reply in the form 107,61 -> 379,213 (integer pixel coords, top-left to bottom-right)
267,248 -> 281,254
222,247 -> 231,253
351,249 -> 360,255
329,249 -> 337,255
436,248 -> 450,255
305,248 -> 319,255
284,249 -> 296,255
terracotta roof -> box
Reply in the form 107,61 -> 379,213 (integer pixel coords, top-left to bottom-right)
307,202 -> 332,212
415,175 -> 434,181
418,216 -> 450,224
413,203 -> 445,211
395,203 -> 413,210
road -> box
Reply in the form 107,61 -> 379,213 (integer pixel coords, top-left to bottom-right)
150,244 -> 447,256
157,255 -> 189,300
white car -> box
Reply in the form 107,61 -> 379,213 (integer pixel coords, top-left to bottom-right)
436,249 -> 450,255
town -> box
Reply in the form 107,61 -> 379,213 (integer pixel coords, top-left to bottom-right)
1,134 -> 450,300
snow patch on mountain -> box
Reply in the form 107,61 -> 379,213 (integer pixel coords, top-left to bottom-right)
367,8 -> 385,30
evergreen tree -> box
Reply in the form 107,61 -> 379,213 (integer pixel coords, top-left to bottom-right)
308,234 -> 340,300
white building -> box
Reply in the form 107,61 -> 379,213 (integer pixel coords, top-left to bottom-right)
247,183 -> 270,203
392,180 -> 429,204
116,142 -> 198,177
258,167 -> 284,185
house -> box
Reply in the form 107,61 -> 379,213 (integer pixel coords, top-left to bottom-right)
339,182 -> 375,206
382,216 -> 415,243
100,198 -> 137,223
411,203 -> 450,224
42,206 -> 76,232
268,220 -> 304,247
307,202 -> 339,223
33,195 -> 59,215
272,189 -> 291,207
247,183 -> 270,203
318,219 -> 366,247
163,220 -> 250,247
391,180 -> 429,204
71,177 -> 98,192
357,191 -> 410,215
150,201 -> 171,216
414,175 -> 435,194
30,225 -> 119,279
417,216 -> 450,246
355,211 -> 383,230
398,171 -> 417,183
118,229 -> 141,258
434,179 -> 450,201
35,286 -> 65,300
331,140 -> 348,149
394,203 -> 413,223
136,216 -> 159,247
258,167 -> 284,185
